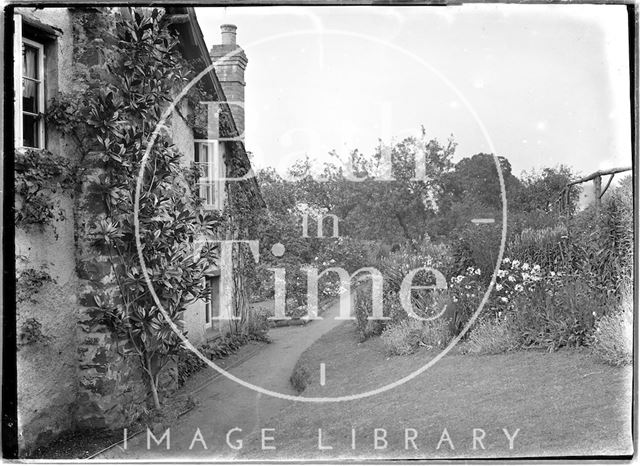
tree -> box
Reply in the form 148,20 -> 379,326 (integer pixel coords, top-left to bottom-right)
437,153 -> 522,215
290,131 -> 456,245
517,165 -> 581,214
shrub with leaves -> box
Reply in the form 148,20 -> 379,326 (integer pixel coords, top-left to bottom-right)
589,285 -> 633,366
511,274 -> 606,351
381,318 -> 450,356
506,224 -> 571,273
459,314 -> 517,355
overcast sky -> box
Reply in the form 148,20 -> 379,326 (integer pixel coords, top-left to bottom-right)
196,5 -> 631,179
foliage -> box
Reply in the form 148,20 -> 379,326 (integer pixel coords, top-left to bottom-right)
48,8 -> 225,409
506,224 -> 571,273
290,362 -> 312,393
589,285 -> 633,366
355,239 -> 455,341
459,314 -> 518,355
14,149 -> 75,229
436,153 -> 522,218
381,317 -> 450,356
16,267 -> 55,303
252,166 -> 380,312
516,165 -> 581,214
18,318 -> 52,346
585,176 -> 633,297
354,281 -> 386,341
449,222 -> 502,280
290,131 -> 455,244
245,308 -> 272,341
176,330 -> 269,386
377,239 -> 453,294
510,274 -> 606,351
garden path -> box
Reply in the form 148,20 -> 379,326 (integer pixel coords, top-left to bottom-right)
97,299 -> 346,459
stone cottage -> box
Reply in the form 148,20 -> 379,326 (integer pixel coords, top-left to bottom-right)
12,6 -> 263,453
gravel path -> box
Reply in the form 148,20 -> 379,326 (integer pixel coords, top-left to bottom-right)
98,300 -> 346,460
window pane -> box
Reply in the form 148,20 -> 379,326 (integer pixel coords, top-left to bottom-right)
22,79 -> 38,113
195,143 -> 208,163
23,114 -> 39,148
23,44 -> 39,79
208,184 -> 215,205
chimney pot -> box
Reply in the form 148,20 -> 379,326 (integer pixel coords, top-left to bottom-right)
220,24 -> 237,45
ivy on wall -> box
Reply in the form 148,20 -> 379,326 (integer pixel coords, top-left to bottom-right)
14,149 -> 75,229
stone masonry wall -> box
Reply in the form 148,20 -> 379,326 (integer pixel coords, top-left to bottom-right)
73,153 -> 148,429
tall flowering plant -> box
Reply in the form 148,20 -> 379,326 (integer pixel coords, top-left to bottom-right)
449,259 -> 559,329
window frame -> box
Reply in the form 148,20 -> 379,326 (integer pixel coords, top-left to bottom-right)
14,15 -> 46,150
194,139 -> 225,210
203,275 -> 220,328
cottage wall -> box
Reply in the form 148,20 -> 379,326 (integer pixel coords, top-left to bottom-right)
14,7 -> 81,451
14,7 -> 259,454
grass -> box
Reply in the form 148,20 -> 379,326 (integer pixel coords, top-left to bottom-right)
241,322 -> 632,460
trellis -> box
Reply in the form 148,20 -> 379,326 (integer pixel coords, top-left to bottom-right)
557,166 -> 632,213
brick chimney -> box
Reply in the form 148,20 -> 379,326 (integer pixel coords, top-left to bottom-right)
210,24 -> 248,137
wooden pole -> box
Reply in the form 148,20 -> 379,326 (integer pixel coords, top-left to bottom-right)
594,175 -> 602,215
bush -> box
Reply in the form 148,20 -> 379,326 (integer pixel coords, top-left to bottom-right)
381,318 -> 450,356
459,315 -> 518,355
354,281 -> 387,341
176,331 -> 270,387
590,285 -> 633,366
377,239 -> 454,294
507,224 -> 571,273
381,320 -> 419,355
246,309 -> 272,342
511,275 -> 606,351
450,222 -> 502,281
290,362 -> 312,393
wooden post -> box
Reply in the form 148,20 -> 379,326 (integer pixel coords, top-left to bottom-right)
594,175 -> 602,214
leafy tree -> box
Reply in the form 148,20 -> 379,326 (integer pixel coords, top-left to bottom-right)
437,153 -> 522,216
517,165 -> 581,214
290,131 -> 456,245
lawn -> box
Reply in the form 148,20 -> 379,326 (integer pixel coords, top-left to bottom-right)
240,322 -> 633,460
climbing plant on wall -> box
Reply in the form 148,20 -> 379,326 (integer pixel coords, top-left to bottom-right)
47,7 -> 225,409
14,149 -> 75,229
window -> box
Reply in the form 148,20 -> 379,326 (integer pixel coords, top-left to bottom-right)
194,140 -> 225,210
14,15 -> 46,149
204,275 -> 220,327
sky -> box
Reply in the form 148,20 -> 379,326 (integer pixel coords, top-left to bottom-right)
196,4 -> 632,179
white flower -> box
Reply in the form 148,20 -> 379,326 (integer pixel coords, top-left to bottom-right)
521,272 -> 530,281
497,269 -> 507,278
533,264 -> 541,272
475,268 -> 481,275
522,263 -> 530,270
515,284 -> 524,292
500,297 -> 508,303
456,275 -> 465,283
550,271 -> 556,277
508,275 -> 516,282
496,283 -> 503,291
511,260 -> 521,268
503,258 -> 511,264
